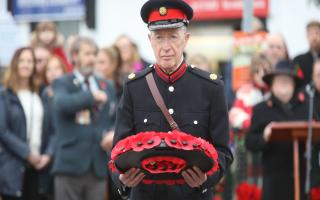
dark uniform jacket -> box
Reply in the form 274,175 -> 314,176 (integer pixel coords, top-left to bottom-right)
51,73 -> 116,178
293,51 -> 316,86
311,91 -> 320,187
112,64 -> 233,200
246,94 -> 308,200
0,88 -> 55,197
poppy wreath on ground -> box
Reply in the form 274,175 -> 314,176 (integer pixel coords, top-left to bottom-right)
109,130 -> 219,185
236,182 -> 262,200
311,187 -> 320,200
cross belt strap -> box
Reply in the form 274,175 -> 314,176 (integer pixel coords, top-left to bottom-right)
146,73 -> 180,131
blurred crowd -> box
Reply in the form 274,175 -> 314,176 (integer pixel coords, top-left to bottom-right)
0,19 -> 319,200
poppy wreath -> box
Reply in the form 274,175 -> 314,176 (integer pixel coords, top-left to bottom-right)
236,182 -> 262,200
311,187 -> 320,200
109,130 -> 219,185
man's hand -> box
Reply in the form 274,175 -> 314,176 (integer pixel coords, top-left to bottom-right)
92,90 -> 108,104
181,166 -> 207,188
263,122 -> 273,142
27,152 -> 41,168
119,168 -> 145,188
35,154 -> 52,170
100,131 -> 114,151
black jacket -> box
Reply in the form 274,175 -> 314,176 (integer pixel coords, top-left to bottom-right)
112,65 -> 233,200
0,88 -> 54,197
246,94 -> 308,200
311,91 -> 320,187
293,51 -> 314,86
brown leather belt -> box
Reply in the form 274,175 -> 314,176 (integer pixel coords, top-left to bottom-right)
146,73 -> 180,131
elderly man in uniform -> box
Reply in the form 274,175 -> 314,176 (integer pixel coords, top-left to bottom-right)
111,0 -> 233,200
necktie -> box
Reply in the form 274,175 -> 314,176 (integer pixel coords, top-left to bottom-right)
84,78 -> 99,122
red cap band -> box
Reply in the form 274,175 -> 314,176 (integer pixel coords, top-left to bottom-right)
148,8 -> 187,23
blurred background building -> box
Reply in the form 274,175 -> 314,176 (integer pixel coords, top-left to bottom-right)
0,0 -> 319,68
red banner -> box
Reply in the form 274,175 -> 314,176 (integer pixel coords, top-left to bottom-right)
184,0 -> 269,20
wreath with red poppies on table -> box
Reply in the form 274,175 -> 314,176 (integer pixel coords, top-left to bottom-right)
311,187 -> 320,200
236,182 -> 262,200
109,130 -> 220,185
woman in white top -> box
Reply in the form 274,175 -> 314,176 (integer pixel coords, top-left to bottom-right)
0,47 -> 52,200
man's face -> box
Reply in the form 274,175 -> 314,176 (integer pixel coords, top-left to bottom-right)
307,26 -> 320,52
35,47 -> 50,74
74,42 -> 97,76
313,62 -> 320,92
149,27 -> 189,70
266,34 -> 287,66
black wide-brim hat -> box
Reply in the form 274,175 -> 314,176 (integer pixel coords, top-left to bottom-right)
141,0 -> 193,31
109,131 -> 219,185
262,60 -> 303,87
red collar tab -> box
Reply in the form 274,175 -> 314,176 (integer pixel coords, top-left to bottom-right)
155,62 -> 187,84
148,8 -> 187,23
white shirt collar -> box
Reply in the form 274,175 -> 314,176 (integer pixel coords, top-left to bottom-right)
73,70 -> 99,91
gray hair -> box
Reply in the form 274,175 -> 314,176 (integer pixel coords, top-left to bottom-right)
71,37 -> 98,55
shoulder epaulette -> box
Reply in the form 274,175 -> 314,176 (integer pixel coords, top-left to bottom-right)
125,65 -> 154,84
187,65 -> 221,84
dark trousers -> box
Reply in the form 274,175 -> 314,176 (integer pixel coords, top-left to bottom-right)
1,168 -> 51,200
54,170 -> 106,200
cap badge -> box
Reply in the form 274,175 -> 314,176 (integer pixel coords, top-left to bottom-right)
159,7 -> 167,16
210,73 -> 217,80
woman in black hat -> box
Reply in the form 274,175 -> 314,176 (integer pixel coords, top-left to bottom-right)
245,60 -> 308,200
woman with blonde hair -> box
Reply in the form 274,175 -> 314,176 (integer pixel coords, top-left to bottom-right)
0,47 -> 54,200
115,35 -> 149,75
95,46 -> 123,99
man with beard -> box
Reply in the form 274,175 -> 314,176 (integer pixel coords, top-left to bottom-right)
294,21 -> 320,86
51,37 -> 116,200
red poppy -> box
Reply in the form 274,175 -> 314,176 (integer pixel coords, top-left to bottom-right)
164,132 -> 182,149
176,132 -> 197,150
298,92 -> 305,102
108,160 -> 117,173
99,80 -> 107,90
296,67 -> 305,79
131,132 -> 161,152
141,156 -> 186,174
111,137 -> 132,160
236,182 -> 262,200
311,187 -> 320,200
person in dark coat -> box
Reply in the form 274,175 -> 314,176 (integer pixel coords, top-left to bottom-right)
311,60 -> 320,188
294,21 -> 320,86
51,37 -> 116,200
111,1 -> 233,200
39,55 -> 68,198
0,47 -> 55,200
246,60 -> 309,200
